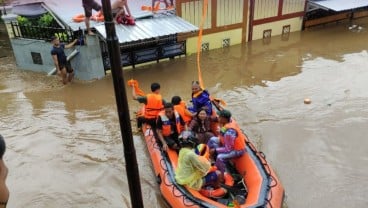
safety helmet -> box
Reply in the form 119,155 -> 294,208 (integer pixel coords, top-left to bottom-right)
178,131 -> 198,147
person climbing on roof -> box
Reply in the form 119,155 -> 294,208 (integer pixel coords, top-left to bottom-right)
50,36 -> 78,85
82,0 -> 102,35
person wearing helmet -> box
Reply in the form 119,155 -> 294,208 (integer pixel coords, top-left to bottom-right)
207,109 -> 246,173
175,131 -> 223,191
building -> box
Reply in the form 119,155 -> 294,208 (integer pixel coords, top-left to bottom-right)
5,0 -> 365,81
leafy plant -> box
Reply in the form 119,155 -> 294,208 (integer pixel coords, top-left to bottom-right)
38,13 -> 54,27
17,16 -> 31,26
54,32 -> 68,42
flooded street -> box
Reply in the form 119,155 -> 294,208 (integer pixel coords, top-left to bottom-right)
1,16 -> 368,208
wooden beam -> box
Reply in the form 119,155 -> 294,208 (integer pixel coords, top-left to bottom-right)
242,0 -> 249,43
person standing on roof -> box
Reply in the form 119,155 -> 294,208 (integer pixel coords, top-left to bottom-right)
132,82 -> 165,130
51,36 -> 78,85
82,0 -> 102,35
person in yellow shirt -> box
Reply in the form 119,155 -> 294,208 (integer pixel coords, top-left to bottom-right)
175,131 -> 222,190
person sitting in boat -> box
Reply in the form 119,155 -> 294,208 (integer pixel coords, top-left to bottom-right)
189,81 -> 213,116
171,96 -> 194,125
188,108 -> 218,144
132,82 -> 165,130
156,103 -> 187,151
175,131 -> 223,191
207,109 -> 246,173
112,0 -> 135,25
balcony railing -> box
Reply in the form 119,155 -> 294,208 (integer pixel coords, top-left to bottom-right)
10,21 -> 76,42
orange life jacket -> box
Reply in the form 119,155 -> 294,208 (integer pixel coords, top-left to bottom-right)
220,121 -> 246,151
144,93 -> 163,119
174,101 -> 192,124
158,111 -> 183,137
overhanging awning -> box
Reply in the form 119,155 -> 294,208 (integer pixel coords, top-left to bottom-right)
95,16 -> 198,45
309,0 -> 368,12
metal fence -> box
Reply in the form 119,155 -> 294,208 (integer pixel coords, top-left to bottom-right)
10,21 -> 76,42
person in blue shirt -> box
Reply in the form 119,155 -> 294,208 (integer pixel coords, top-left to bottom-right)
50,36 -> 77,85
189,81 -> 213,116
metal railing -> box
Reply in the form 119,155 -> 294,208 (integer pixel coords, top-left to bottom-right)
10,21 -> 75,42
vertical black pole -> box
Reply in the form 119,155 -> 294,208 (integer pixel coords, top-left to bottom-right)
100,1 -> 144,207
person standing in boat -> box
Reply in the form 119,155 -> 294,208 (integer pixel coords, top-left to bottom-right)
132,82 -> 165,130
175,131 -> 223,191
207,110 -> 246,173
82,0 -> 102,35
51,36 -> 78,85
171,96 -> 194,125
0,134 -> 9,208
189,81 -> 213,116
188,108 -> 218,144
156,103 -> 187,151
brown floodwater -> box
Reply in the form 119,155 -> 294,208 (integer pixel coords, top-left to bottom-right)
1,17 -> 368,208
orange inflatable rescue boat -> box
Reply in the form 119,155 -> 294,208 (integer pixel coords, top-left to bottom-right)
130,80 -> 284,207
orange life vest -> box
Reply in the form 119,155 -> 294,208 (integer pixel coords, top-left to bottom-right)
144,93 -> 163,119
158,111 -> 183,137
220,121 -> 246,151
174,101 -> 192,124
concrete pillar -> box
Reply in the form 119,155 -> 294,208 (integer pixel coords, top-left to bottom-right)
71,35 -> 105,80
1,13 -> 17,39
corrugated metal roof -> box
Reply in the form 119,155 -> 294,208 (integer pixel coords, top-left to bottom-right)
37,0 -> 197,44
309,0 -> 368,12
95,15 -> 198,44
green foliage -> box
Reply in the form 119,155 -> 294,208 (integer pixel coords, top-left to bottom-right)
38,13 -> 54,27
17,16 -> 31,26
54,32 -> 68,42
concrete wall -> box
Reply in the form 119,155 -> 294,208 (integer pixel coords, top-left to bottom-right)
9,35 -> 105,80
252,17 -> 303,40
186,28 -> 243,55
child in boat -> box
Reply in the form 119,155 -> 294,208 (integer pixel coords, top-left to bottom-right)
175,131 -> 223,191
188,108 -> 218,144
156,103 -> 187,151
171,96 -> 194,125
207,110 -> 246,173
189,81 -> 213,116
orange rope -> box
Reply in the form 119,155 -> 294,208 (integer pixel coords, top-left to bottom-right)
196,0 -> 208,90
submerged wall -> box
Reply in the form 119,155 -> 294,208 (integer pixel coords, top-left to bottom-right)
9,35 -> 105,80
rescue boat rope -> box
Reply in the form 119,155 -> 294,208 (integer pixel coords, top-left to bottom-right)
196,0 -> 208,89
